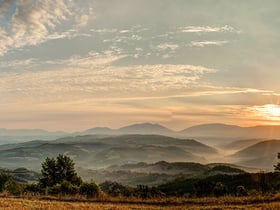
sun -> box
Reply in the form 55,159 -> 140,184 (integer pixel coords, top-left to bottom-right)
255,104 -> 280,119
266,104 -> 280,117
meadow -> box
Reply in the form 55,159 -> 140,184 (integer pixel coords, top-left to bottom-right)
1,195 -> 280,210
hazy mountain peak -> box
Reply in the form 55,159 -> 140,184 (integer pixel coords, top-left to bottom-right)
118,122 -> 173,134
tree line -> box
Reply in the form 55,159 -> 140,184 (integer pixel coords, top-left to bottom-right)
0,154 -> 280,198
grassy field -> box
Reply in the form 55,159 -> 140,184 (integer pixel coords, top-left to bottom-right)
1,196 -> 280,210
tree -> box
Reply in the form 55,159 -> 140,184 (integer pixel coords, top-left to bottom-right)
56,154 -> 82,186
274,153 -> 280,172
40,157 -> 57,187
39,155 -> 82,188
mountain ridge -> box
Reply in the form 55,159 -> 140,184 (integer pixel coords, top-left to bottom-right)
3,122 -> 280,146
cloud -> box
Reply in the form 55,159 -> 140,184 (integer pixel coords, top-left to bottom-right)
0,60 -> 217,103
66,50 -> 126,67
180,25 -> 240,33
0,59 -> 37,70
11,0 -> 69,44
0,0 -> 95,56
189,40 -> 229,47
156,43 -> 179,51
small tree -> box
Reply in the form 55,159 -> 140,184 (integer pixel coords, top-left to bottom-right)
40,157 -> 57,187
56,154 -> 82,186
274,153 -> 280,172
39,155 -> 82,188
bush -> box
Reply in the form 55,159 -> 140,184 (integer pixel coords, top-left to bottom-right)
0,173 -> 10,192
60,180 -> 79,195
5,180 -> 24,196
80,182 -> 100,198
24,183 -> 43,194
236,185 -> 248,196
213,182 -> 227,197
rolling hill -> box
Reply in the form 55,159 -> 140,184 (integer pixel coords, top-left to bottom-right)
0,134 -> 217,170
219,139 -> 263,151
78,161 -> 246,186
230,140 -> 280,169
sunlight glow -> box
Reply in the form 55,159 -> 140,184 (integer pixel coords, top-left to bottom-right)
254,104 -> 280,120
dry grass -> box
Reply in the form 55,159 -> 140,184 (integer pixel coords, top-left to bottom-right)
0,196 -> 280,210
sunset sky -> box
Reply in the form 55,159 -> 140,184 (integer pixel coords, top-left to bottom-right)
1,0 -> 280,131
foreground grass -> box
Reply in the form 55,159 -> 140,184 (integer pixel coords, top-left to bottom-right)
1,195 -> 280,210
0,198 -> 279,210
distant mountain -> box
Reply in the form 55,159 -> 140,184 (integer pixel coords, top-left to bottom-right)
0,128 -> 67,145
219,139 -> 264,151
179,124 -> 280,145
180,123 -> 245,138
118,123 -> 173,135
231,140 -> 280,169
4,123 -> 280,146
0,134 -> 217,170
76,123 -> 173,136
232,140 -> 280,158
74,127 -> 115,136
0,128 -> 65,136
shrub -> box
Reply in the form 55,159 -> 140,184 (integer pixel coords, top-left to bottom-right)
236,185 -> 248,196
80,182 -> 100,198
213,182 -> 227,197
0,173 -> 10,192
24,183 -> 42,194
60,180 -> 79,195
5,180 -> 24,196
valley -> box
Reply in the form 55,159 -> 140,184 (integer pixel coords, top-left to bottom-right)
0,122 -> 278,186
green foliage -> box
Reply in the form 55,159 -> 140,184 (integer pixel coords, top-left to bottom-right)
5,180 -> 24,195
39,154 -> 82,188
100,181 -> 164,198
134,185 -> 164,199
0,173 -> 10,192
40,157 -> 57,187
24,183 -> 42,194
194,180 -> 215,197
61,180 -> 79,195
159,173 -> 280,196
213,182 -> 227,197
56,155 -> 82,186
236,185 -> 248,196
0,173 -> 24,195
274,153 -> 280,172
79,181 -> 100,198
101,181 -> 131,197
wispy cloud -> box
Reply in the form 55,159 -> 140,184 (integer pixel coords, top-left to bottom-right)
189,40 -> 229,47
0,61 -> 217,103
0,59 -> 37,70
0,0 -> 95,56
180,25 -> 240,33
155,43 -> 179,51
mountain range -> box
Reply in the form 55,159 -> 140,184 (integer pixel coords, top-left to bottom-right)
3,122 -> 280,146
1,123 -> 280,171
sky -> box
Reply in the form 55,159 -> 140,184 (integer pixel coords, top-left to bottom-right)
1,0 -> 280,131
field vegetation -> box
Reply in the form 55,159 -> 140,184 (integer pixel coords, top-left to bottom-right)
0,154 -> 280,209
